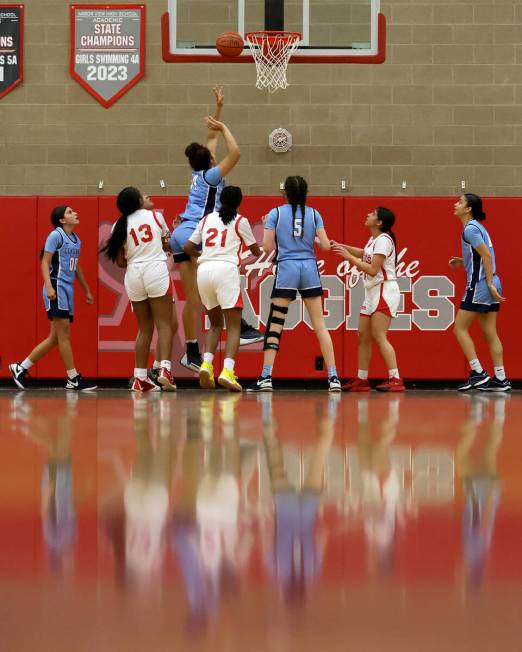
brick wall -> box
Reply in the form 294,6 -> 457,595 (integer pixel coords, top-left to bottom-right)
0,0 -> 521,195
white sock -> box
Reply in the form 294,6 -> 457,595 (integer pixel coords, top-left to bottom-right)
203,352 -> 214,364
67,368 -> 78,380
388,368 -> 400,379
494,366 -> 506,381
224,357 -> 235,371
134,368 -> 147,381
469,358 -> 483,373
358,369 -> 368,380
160,359 -> 172,372
153,360 -> 161,370
21,358 -> 34,370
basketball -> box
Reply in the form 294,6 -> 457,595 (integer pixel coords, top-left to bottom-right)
216,31 -> 244,57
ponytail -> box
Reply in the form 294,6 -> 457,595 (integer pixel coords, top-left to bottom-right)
40,205 -> 68,259
376,206 -> 397,264
218,185 -> 243,225
100,186 -> 142,263
284,175 -> 308,238
464,193 -> 486,221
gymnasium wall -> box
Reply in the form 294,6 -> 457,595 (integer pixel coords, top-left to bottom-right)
1,1 -> 522,196
1,195 -> 521,381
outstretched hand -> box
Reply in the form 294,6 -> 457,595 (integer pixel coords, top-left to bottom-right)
213,85 -> 224,107
205,116 -> 224,131
331,242 -> 352,260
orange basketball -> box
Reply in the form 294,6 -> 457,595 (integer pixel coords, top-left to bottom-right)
216,31 -> 244,57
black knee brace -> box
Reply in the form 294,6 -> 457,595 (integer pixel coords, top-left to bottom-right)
263,304 -> 289,351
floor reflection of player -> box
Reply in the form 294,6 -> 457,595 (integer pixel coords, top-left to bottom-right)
356,397 -> 409,578
170,396 -> 252,632
101,395 -> 174,590
456,396 -> 504,592
14,394 -> 79,573
262,395 -> 337,603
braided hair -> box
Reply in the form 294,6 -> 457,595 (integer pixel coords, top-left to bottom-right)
284,175 -> 308,238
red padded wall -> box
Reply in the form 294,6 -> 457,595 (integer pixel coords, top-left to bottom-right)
0,198 -> 38,377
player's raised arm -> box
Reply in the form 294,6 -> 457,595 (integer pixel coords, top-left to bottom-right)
205,117 -> 240,178
206,85 -> 224,158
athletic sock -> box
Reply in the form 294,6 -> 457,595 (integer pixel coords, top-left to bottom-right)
153,360 -> 161,370
261,364 -> 273,379
134,368 -> 148,381
388,368 -> 400,379
224,358 -> 235,371
328,365 -> 337,378
67,368 -> 78,380
21,358 -> 34,371
160,360 -> 171,372
358,369 -> 369,380
203,352 -> 214,364
494,366 -> 506,381
469,358 -> 483,373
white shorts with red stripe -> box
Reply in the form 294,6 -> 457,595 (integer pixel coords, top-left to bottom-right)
361,281 -> 400,318
125,260 -> 171,302
197,261 -> 243,311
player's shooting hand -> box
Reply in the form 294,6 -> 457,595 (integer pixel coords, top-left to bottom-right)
213,85 -> 224,107
45,283 -> 56,300
448,256 -> 464,268
488,284 -> 506,303
205,116 -> 224,131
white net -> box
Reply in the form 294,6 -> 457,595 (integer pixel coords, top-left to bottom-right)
245,31 -> 301,93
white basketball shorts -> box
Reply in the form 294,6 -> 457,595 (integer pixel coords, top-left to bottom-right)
361,281 -> 400,318
125,260 -> 171,302
197,261 -> 243,311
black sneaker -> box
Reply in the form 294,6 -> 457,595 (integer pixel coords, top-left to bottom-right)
8,363 -> 30,390
328,376 -> 342,392
457,370 -> 490,392
180,352 -> 202,373
65,374 -> 97,391
477,376 -> 511,393
246,376 -> 273,392
240,319 -> 264,346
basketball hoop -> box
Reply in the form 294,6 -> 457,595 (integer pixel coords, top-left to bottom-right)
245,31 -> 301,93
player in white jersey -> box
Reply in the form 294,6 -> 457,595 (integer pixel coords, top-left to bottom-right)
184,186 -> 261,392
332,207 -> 404,393
101,187 -> 176,392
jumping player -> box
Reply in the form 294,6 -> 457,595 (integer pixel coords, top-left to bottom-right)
184,186 -> 261,392
449,194 -> 510,392
9,206 -> 96,391
332,207 -> 404,392
247,176 -> 341,392
101,187 -> 176,392
170,87 -> 262,373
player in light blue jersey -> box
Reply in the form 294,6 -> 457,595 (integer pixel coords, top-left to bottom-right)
170,87 -> 262,373
246,176 -> 341,393
450,194 -> 510,392
9,206 -> 96,391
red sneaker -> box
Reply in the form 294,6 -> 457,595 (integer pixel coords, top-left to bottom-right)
131,377 -> 161,392
342,378 -> 371,392
157,367 -> 177,392
375,377 -> 405,392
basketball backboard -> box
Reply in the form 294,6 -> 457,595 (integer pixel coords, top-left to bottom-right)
162,0 -> 386,64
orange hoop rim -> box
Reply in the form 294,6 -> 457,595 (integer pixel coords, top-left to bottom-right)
245,30 -> 302,45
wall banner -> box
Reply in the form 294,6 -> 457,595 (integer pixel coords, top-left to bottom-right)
70,4 -> 145,108
0,4 -> 23,100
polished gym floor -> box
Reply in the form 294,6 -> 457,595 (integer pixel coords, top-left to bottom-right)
1,390 -> 521,651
